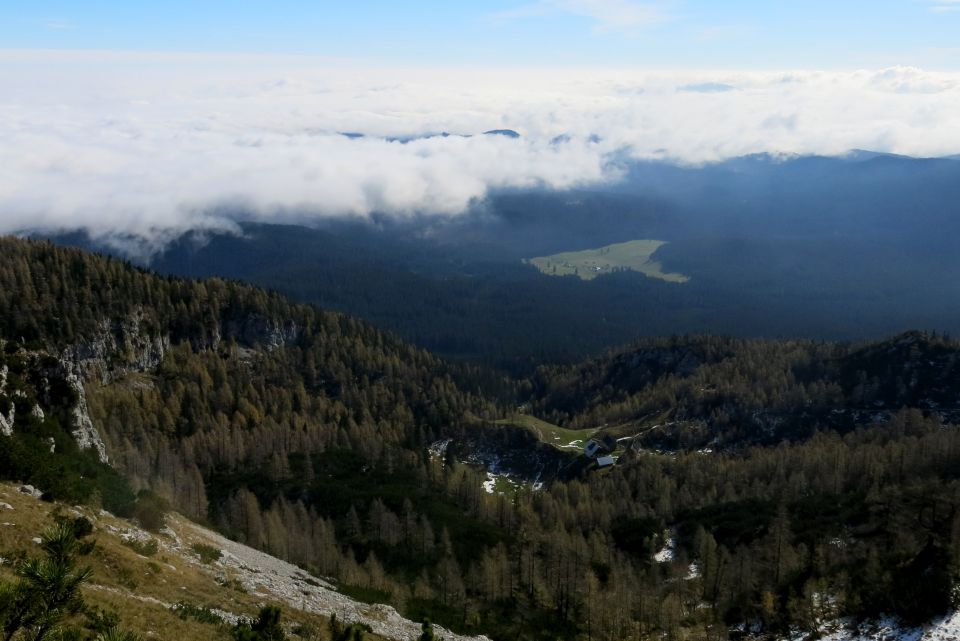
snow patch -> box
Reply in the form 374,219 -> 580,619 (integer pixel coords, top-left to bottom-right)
427,439 -> 452,461
789,611 -> 960,641
482,474 -> 496,494
654,533 -> 676,563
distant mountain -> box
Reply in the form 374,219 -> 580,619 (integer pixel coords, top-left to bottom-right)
482,129 -> 520,138
334,129 -> 521,142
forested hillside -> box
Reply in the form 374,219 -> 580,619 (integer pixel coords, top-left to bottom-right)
1,237 -> 959,641
526,332 -> 960,449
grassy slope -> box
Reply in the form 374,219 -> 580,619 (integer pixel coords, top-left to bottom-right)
0,483 -> 389,641
495,414 -> 597,450
526,239 -> 690,283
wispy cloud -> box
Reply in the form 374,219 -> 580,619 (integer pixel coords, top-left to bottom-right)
928,0 -> 960,12
42,20 -> 77,30
678,81 -> 736,93
495,0 -> 670,34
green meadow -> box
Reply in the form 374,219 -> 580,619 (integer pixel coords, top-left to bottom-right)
526,239 -> 690,283
495,414 -> 598,450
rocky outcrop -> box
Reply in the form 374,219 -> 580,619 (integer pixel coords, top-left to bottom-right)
225,314 -> 299,350
60,311 -> 169,384
0,365 -> 9,436
0,401 -> 12,437
50,308 -> 298,462
53,309 -> 169,460
64,372 -> 108,463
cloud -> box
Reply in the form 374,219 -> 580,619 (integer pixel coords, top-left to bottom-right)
678,82 -> 737,93
2,53 -> 960,254
928,0 -> 960,12
495,0 -> 669,33
42,21 -> 77,30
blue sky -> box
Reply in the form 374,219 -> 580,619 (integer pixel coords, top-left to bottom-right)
2,0 -> 959,69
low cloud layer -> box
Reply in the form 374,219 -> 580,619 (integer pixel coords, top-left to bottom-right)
2,51 -> 960,254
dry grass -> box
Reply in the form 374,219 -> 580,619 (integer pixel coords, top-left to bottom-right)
0,483 -> 390,641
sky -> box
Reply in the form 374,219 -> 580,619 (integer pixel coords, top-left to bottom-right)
2,1 -> 960,253
3,1 -> 960,69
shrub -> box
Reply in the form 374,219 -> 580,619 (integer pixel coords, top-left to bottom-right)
191,542 -> 222,564
132,492 -> 169,532
122,538 -> 159,557
232,605 -> 287,641
171,601 -> 224,625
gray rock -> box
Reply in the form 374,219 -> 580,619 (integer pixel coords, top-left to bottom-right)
0,402 -> 12,437
60,312 -> 170,384
19,485 -> 42,498
65,372 -> 108,463
225,314 -> 299,350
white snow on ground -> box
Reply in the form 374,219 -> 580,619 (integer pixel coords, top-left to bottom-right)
653,533 -> 676,563
426,439 -> 452,460
482,473 -> 497,494
789,612 -> 960,641
787,611 -> 960,641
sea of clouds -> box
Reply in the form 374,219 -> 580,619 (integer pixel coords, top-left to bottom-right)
2,50 -> 960,253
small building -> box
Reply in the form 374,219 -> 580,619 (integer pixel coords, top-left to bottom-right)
583,434 -> 618,459
584,439 -> 603,458
596,455 -> 616,468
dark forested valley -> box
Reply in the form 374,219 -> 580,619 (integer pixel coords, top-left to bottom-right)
2,236 -> 960,641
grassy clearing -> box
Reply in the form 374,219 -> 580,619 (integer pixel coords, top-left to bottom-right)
495,414 -> 598,450
526,239 -> 690,283
489,475 -> 519,494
